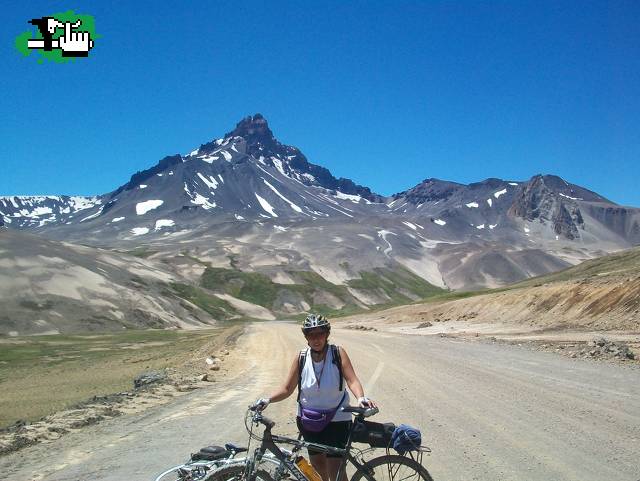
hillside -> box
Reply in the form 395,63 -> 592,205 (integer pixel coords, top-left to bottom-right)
337,246 -> 640,332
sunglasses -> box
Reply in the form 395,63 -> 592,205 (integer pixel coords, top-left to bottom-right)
304,330 -> 328,339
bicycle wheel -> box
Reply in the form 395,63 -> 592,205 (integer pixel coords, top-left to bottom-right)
350,454 -> 434,481
203,463 -> 275,481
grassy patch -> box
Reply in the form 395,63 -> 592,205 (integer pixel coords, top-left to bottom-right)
201,267 -> 278,308
348,267 -> 445,305
122,246 -> 158,258
0,329 -> 222,427
169,282 -> 237,319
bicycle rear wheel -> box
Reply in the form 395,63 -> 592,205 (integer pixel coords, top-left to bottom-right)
350,454 -> 434,481
203,463 -> 275,481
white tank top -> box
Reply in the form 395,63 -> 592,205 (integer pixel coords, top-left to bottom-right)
297,346 -> 351,422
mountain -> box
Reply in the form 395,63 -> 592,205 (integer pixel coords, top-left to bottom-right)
1,114 -> 640,333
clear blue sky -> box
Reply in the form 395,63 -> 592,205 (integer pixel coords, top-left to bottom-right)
2,1 -> 639,206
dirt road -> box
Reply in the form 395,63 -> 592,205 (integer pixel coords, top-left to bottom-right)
2,323 -> 639,481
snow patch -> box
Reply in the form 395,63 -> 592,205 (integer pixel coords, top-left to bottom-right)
489,224 -> 497,229
465,202 -> 479,208
234,214 -> 244,220
434,219 -> 446,226
197,172 -> 219,190
402,221 -> 418,231
112,217 -> 125,223
200,155 -> 219,164
487,198 -> 493,207
476,224 -> 485,229
559,193 -> 582,201
136,200 -> 164,215
220,150 -> 232,161
377,230 -> 397,256
273,225 -> 287,232
255,193 -> 278,217
155,219 -> 175,230
139,184 -> 147,189
271,157 -> 286,176
131,227 -> 149,236
262,179 -> 303,213
493,188 -> 507,199
79,206 -> 104,222
335,191 -> 362,203
508,182 -> 519,186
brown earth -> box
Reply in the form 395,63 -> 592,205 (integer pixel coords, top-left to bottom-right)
0,324 -> 244,455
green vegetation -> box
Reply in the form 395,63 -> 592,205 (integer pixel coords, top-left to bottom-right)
348,267 -> 445,304
201,268 -> 279,307
169,282 -> 237,319
0,329 -> 222,426
122,246 -> 158,258
198,264 -> 445,317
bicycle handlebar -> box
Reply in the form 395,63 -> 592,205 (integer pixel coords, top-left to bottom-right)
341,406 -> 379,418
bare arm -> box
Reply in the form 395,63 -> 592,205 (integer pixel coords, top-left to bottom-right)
266,354 -> 299,403
340,347 -> 377,407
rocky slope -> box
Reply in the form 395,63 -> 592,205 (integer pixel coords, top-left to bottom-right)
338,246 -> 640,333
1,114 -> 640,334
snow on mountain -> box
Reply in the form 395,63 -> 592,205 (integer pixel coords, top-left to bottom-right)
2,114 -> 639,293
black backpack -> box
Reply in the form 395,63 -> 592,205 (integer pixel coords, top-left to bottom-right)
297,344 -> 344,401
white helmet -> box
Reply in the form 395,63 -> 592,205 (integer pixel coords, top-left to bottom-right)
302,314 -> 330,333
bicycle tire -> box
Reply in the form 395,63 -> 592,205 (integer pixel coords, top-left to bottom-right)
349,454 -> 434,481
203,463 -> 275,481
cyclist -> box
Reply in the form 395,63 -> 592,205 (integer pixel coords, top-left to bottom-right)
253,314 -> 377,481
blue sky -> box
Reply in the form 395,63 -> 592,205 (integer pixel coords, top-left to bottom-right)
2,1 -> 639,206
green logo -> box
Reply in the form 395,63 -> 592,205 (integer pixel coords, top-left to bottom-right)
15,10 -> 99,64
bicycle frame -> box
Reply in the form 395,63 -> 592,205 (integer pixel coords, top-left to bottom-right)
248,412 -> 377,481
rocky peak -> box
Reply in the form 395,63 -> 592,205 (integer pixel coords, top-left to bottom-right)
509,174 -> 586,239
225,113 -> 277,151
393,178 -> 465,203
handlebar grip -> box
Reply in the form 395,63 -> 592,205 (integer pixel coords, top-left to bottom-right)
260,415 -> 276,429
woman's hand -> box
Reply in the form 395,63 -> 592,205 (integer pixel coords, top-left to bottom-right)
358,396 -> 377,408
251,397 -> 271,411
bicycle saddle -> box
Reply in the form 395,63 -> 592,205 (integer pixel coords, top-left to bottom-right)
225,443 -> 248,453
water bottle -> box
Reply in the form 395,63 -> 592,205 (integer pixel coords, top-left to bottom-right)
295,456 -> 323,481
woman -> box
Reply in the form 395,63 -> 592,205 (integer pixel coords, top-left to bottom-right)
254,314 -> 377,481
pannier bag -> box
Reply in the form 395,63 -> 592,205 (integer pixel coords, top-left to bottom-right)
351,419 -> 396,448
391,424 -> 422,454
191,445 -> 229,461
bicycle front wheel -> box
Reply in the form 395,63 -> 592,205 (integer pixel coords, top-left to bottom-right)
203,463 -> 275,481
350,454 -> 434,481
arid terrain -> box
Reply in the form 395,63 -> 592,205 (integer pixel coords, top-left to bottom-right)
1,323 -> 638,481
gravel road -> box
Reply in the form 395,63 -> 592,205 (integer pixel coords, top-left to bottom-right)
2,323 -> 639,481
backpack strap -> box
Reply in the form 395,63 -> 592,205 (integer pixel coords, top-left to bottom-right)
296,348 -> 307,402
331,344 -> 344,391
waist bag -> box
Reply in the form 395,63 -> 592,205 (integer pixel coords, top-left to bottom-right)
299,392 -> 347,432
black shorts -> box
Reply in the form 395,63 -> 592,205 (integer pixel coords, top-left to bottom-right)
296,418 -> 352,458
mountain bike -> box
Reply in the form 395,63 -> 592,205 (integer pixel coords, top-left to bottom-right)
153,442 -> 254,481
202,405 -> 434,481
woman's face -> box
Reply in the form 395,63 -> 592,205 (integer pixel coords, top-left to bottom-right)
305,328 -> 329,351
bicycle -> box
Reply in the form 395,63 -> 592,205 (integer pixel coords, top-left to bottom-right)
153,442 -> 253,481
202,405 -> 434,481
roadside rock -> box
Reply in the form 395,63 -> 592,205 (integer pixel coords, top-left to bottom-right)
133,370 -> 168,389
345,324 -> 377,332
416,322 -> 433,329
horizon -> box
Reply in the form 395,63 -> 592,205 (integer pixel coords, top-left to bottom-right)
2,1 -> 639,207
